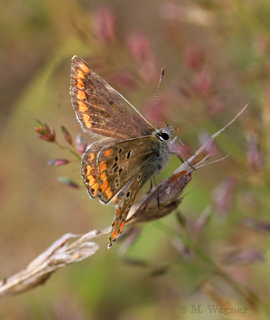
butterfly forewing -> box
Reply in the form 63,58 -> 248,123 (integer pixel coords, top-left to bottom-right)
70,56 -> 155,139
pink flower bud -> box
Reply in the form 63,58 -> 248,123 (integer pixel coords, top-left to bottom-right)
246,131 -> 262,171
47,159 -> 70,166
194,205 -> 212,234
33,119 -> 47,135
160,2 -> 180,20
39,133 -> 55,142
34,127 -> 45,134
92,7 -> 118,46
127,32 -> 158,84
127,32 -> 152,63
49,127 -> 56,142
253,34 -> 269,58
44,124 -> 50,135
212,177 -> 237,217
206,96 -> 224,116
61,126 -> 73,146
223,248 -> 264,266
58,177 -> 79,189
184,46 -> 204,71
75,134 -> 88,154
193,71 -> 213,97
34,119 -> 55,142
243,218 -> 270,233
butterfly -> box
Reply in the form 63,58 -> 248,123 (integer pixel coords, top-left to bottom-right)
123,104 -> 249,238
70,56 -> 177,247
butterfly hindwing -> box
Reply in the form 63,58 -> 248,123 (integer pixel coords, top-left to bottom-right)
82,139 -> 119,198
96,136 -> 164,203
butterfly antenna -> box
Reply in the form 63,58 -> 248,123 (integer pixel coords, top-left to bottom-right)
156,68 -> 165,129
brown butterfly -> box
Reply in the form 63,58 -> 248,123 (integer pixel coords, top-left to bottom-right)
70,56 -> 177,247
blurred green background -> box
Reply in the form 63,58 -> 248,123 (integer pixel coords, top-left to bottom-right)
1,0 -> 270,319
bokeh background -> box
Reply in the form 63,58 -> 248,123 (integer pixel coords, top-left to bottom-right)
1,0 -> 270,319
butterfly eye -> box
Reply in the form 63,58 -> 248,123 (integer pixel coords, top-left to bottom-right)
159,132 -> 170,141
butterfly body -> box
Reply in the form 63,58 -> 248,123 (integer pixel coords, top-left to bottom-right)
70,56 -> 175,246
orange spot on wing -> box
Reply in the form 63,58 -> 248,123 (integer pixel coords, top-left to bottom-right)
104,186 -> 112,200
110,218 -> 125,243
100,180 -> 109,193
99,161 -> 107,172
89,153 -> 95,162
77,90 -> 86,100
99,172 -> 107,183
115,208 -> 120,216
119,220 -> 125,233
83,114 -> 92,127
86,165 -> 93,176
90,182 -> 99,197
78,101 -> 88,112
87,175 -> 96,186
76,78 -> 84,89
80,63 -> 90,74
110,229 -> 118,242
105,149 -> 111,157
77,70 -> 85,79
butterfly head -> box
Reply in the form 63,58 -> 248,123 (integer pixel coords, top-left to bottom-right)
156,124 -> 174,141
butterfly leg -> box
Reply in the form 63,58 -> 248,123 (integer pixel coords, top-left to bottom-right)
170,137 -> 196,170
147,179 -> 153,194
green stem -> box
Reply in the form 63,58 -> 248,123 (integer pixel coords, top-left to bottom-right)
54,141 -> 81,162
